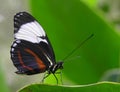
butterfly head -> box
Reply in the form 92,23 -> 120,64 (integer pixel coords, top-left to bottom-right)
49,62 -> 63,74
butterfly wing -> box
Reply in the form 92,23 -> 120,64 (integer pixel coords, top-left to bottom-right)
10,12 -> 56,75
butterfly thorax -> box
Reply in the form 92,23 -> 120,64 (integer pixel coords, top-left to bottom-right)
48,62 -> 63,74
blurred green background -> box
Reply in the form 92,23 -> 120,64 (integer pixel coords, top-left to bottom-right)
1,0 -> 120,92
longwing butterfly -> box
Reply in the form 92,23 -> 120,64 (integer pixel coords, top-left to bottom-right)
10,12 -> 63,76
10,12 -> 93,83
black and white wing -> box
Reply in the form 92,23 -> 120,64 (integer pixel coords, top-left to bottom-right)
10,12 -> 56,75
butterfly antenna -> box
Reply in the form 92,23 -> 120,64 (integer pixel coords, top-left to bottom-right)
62,34 -> 94,61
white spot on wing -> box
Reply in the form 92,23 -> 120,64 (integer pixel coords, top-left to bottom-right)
11,48 -> 14,52
14,22 -> 17,24
14,17 -> 17,20
20,13 -> 23,15
16,40 -> 21,43
17,14 -> 20,17
15,21 -> 47,43
13,43 -> 17,47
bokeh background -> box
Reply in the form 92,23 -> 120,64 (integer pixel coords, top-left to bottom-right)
1,0 -> 120,92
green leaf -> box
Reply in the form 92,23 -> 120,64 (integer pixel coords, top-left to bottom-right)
81,0 -> 98,7
19,82 -> 120,92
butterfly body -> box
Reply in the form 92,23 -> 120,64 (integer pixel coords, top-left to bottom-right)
10,12 -> 63,75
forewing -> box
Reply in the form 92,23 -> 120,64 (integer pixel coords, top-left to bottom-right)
14,12 -> 46,43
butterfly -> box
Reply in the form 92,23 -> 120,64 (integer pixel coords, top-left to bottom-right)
10,12 -> 63,78
10,12 -> 94,84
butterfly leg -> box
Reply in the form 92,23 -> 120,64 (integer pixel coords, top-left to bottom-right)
54,70 -> 63,84
60,70 -> 63,85
42,71 -> 62,85
41,72 -> 50,83
52,73 -> 58,84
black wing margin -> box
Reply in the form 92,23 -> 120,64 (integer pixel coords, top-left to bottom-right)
14,12 -> 35,33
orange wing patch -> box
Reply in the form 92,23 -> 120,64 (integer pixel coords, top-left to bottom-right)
25,49 -> 46,72
18,51 -> 33,71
